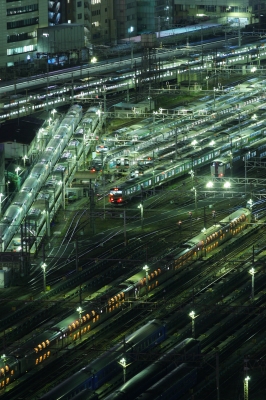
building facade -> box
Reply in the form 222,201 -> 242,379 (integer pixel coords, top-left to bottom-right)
0,0 -> 261,70
173,0 -> 253,26
0,0 -> 48,68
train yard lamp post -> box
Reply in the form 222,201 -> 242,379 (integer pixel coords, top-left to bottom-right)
15,167 -> 21,176
119,357 -> 130,383
77,306 -> 83,340
249,267 -> 256,302
191,187 -> 197,215
244,375 -> 250,400
51,109 -> 57,119
15,167 -> 21,190
143,265 -> 149,296
22,155 -> 28,167
138,203 -> 144,229
206,76 -> 209,90
189,169 -> 194,185
189,311 -> 197,338
41,263 -> 47,293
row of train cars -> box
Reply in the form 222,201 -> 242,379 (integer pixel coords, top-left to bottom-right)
1,104 -> 101,252
108,78 -> 266,204
0,207 -> 251,398
2,36 -> 266,117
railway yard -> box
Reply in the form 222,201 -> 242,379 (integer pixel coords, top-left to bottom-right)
2,37 -> 266,400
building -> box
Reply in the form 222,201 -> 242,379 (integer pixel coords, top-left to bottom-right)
0,0 -> 260,71
137,0 -> 173,33
0,0 -> 48,69
173,0 -> 253,26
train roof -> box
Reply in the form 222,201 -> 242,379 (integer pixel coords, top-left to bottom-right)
125,320 -> 163,348
10,329 -> 61,357
219,208 -> 250,225
183,224 -> 222,248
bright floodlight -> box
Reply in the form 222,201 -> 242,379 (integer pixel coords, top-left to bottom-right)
41,263 -> 47,271
91,57 -> 97,63
120,358 -> 126,367
189,311 -> 195,319
249,267 -> 255,276
206,181 -> 213,188
223,181 -> 231,189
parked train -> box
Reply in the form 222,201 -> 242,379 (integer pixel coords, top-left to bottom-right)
0,104 -> 82,251
135,364 -> 197,400
108,123 -> 266,204
40,320 -> 167,400
103,338 -> 200,400
0,208 -> 249,393
172,208 -> 251,269
0,264 -> 166,391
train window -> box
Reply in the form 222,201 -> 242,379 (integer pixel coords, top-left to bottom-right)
35,359 -> 38,365
38,344 -> 42,350
87,325 -> 91,331
47,351 -> 50,357
86,313 -> 90,320
39,356 -> 43,363
42,342 -> 46,348
68,325 -> 72,331
0,368 -> 3,376
46,340 -> 50,346
10,370 -> 14,376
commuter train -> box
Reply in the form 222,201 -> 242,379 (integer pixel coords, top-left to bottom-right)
0,265 -> 166,391
172,208 -> 251,269
211,136 -> 266,177
104,339 -> 200,400
0,208 -> 250,393
0,104 -> 83,251
40,320 -> 167,399
109,126 -> 266,204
